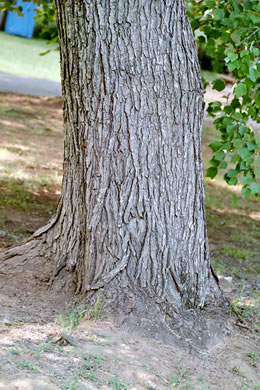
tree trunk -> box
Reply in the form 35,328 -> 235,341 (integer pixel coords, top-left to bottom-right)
0,0 -> 227,348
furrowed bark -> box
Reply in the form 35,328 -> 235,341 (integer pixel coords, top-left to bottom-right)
50,0 -> 223,306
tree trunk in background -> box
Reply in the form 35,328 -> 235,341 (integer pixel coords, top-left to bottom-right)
0,0 -> 226,348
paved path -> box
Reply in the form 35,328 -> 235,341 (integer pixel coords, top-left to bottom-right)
0,71 -> 61,97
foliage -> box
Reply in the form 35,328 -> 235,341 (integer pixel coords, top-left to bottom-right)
187,0 -> 260,199
34,0 -> 57,43
1,0 -> 259,197
0,0 -> 57,47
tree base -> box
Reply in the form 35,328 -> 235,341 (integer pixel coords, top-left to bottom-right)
0,237 -> 228,351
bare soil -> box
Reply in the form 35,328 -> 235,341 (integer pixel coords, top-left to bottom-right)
0,93 -> 259,390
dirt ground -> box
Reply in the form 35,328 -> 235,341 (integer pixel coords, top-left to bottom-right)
0,93 -> 259,390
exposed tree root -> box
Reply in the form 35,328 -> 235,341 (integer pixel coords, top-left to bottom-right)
0,235 -> 228,352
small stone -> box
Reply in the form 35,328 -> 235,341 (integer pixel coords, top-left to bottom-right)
3,315 -> 12,326
218,275 -> 233,293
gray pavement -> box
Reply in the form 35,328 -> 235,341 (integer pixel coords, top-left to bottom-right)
0,71 -> 61,96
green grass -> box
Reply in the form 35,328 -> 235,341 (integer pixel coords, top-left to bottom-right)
0,178 -> 56,213
108,377 -> 128,390
0,31 -> 60,81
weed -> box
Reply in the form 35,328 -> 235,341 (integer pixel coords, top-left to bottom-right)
16,359 -> 38,372
91,294 -> 105,320
76,353 -> 103,382
79,294 -> 105,321
57,297 -> 105,332
96,333 -> 108,339
7,347 -> 20,355
177,353 -> 183,366
87,335 -> 112,346
61,376 -> 79,390
246,352 -> 259,367
210,258 -> 226,275
169,369 -> 192,388
222,245 -> 252,259
81,352 -> 103,370
232,366 -> 244,377
57,311 -> 81,333
108,377 -> 128,390
229,292 -> 260,333
30,341 -> 53,357
0,106 -> 37,118
78,368 -> 97,381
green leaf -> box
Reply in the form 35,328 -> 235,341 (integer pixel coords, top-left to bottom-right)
240,50 -> 249,58
250,182 -> 260,195
233,139 -> 243,147
242,176 -> 250,186
255,91 -> 260,108
215,150 -> 225,161
232,194 -> 237,207
249,67 -> 259,82
227,61 -> 240,72
242,188 -> 251,198
250,15 -> 260,24
214,8 -> 224,20
232,112 -> 242,121
227,53 -> 239,63
206,167 -> 218,179
224,106 -> 234,115
231,154 -> 240,164
239,126 -> 249,136
227,124 -> 236,134
247,141 -> 256,151
229,176 -> 238,186
209,157 -> 220,168
205,0 -> 216,7
231,31 -> 241,44
209,141 -> 223,152
219,161 -> 227,169
237,148 -> 248,159
245,156 -> 254,166
227,169 -> 237,178
234,83 -> 247,98
212,78 -> 225,92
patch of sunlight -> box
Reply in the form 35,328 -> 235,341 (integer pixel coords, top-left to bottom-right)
0,119 -> 26,128
210,207 -> 260,221
205,176 -> 243,194
0,148 -> 37,168
0,148 -> 19,162
9,170 -> 31,180
236,296 -> 260,308
249,212 -> 260,221
3,143 -> 30,152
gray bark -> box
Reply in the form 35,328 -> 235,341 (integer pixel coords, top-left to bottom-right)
0,0 -> 226,347
48,0 -> 222,305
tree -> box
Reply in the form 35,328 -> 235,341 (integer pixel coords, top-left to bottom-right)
0,0 -> 227,348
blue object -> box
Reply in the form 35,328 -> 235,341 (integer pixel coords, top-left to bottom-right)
5,0 -> 36,39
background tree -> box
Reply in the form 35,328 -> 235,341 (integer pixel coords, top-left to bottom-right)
0,0 -> 227,348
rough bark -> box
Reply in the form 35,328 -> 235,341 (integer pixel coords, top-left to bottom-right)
0,0 -> 227,349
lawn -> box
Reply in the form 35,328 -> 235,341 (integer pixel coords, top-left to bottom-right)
0,31 -> 60,81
